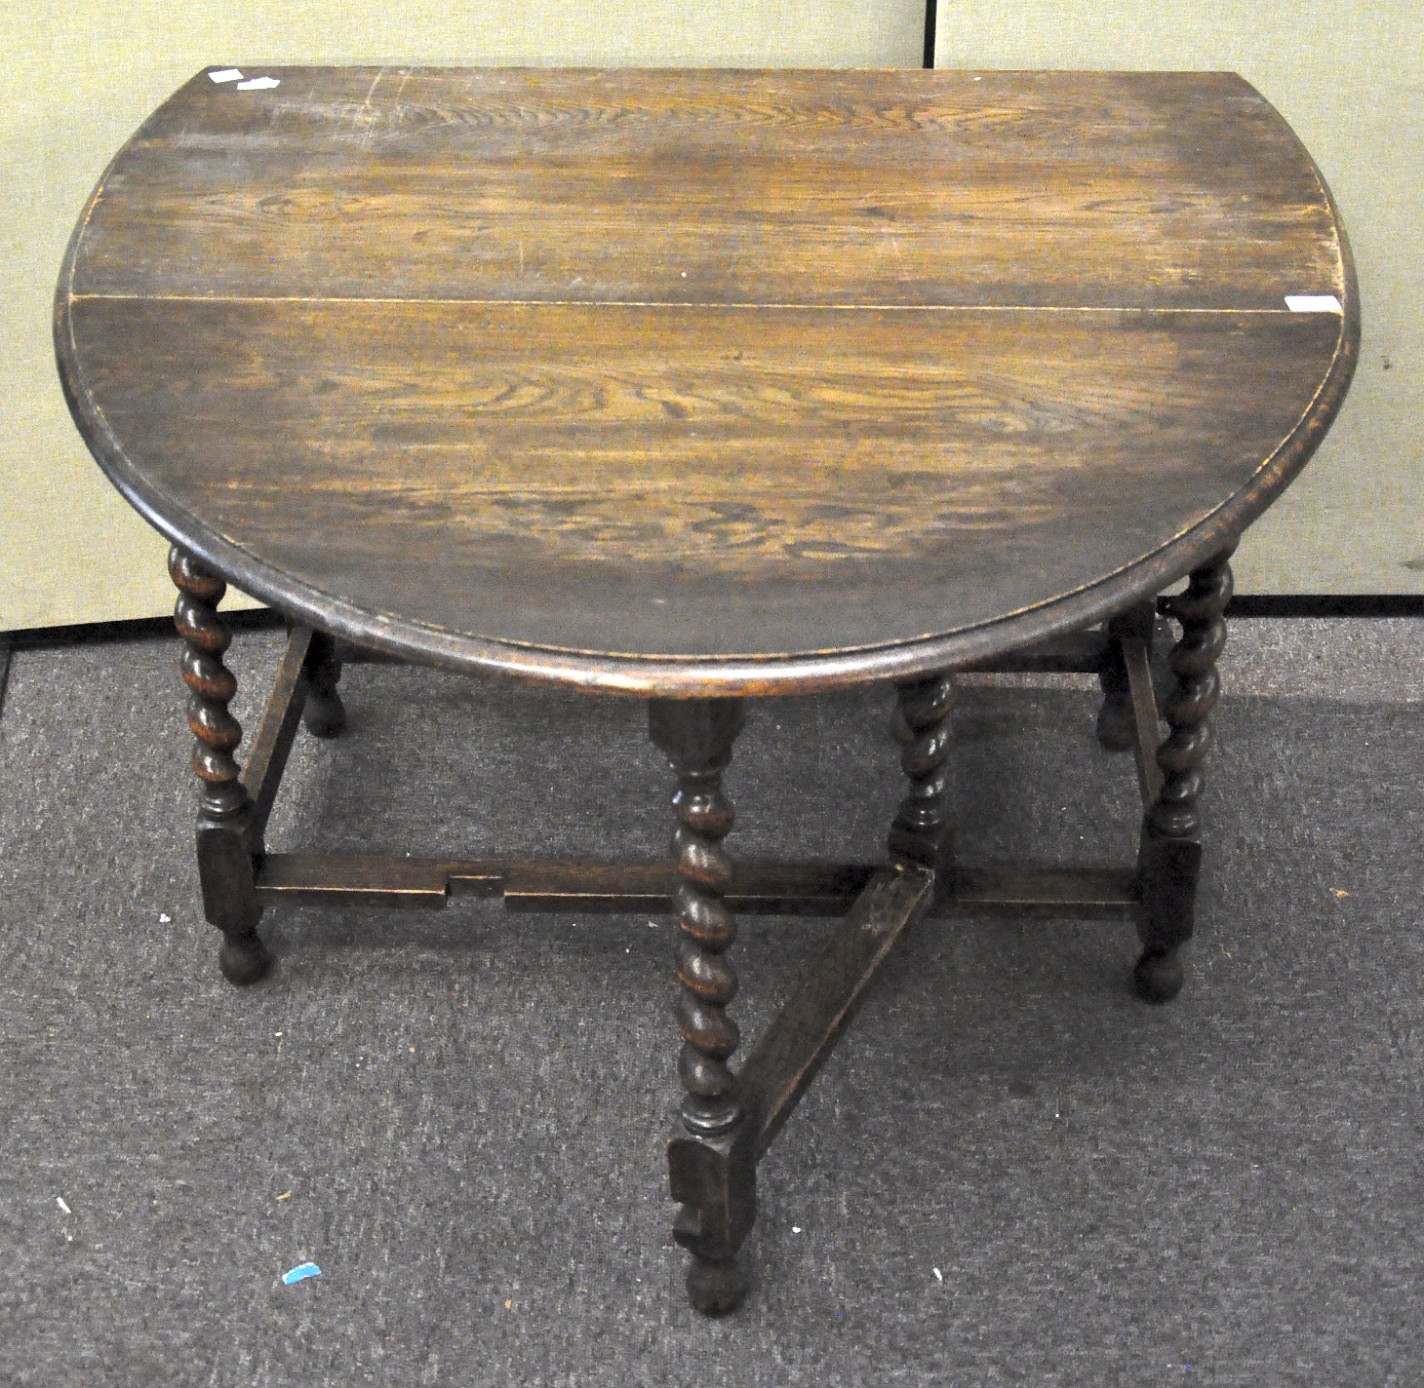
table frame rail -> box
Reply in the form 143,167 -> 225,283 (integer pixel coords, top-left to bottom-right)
251,852 -> 1141,919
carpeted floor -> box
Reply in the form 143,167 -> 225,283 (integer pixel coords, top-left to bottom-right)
0,619 -> 1419,1386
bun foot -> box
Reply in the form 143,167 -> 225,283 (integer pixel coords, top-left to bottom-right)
1133,947 -> 1183,1004
1095,698 -> 1136,752
301,691 -> 346,739
686,1256 -> 747,1316
219,932 -> 273,986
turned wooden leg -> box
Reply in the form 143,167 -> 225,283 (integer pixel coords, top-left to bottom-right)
1096,601 -> 1176,752
649,698 -> 754,1316
1135,544 -> 1235,1003
1098,601 -> 1150,751
300,629 -> 346,738
169,544 -> 270,986
888,673 -> 955,873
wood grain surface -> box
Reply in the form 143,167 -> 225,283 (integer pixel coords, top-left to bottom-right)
56,68 -> 1357,693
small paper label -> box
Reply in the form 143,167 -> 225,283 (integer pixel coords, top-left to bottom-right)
1285,294 -> 1342,313
236,76 -> 281,91
208,69 -> 243,83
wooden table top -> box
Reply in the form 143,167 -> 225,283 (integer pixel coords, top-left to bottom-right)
56,68 -> 1357,695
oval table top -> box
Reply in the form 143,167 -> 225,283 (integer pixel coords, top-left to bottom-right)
56,67 -> 1357,695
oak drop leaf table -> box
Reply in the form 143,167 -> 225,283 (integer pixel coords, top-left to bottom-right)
56,68 -> 1357,1314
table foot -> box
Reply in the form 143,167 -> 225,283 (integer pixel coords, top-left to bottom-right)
171,544 -> 269,986
669,1120 -> 756,1315
649,697 -> 755,1313
300,630 -> 346,738
686,1255 -> 748,1316
1133,945 -> 1184,1003
1096,643 -> 1136,754
1135,544 -> 1234,1003
218,931 -> 273,986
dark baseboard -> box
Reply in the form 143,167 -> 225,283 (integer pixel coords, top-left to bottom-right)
3,607 -> 286,653
1224,595 -> 1424,618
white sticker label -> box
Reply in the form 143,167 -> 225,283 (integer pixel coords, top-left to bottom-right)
208,69 -> 243,83
1285,294 -> 1342,313
236,76 -> 281,91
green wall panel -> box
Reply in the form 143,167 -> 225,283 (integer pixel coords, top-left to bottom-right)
936,2 -> 1422,594
2,2 -> 922,629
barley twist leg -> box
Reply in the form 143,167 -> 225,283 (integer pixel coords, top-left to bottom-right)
169,545 -> 269,985
1136,544 -> 1235,1003
888,673 -> 955,873
649,698 -> 754,1315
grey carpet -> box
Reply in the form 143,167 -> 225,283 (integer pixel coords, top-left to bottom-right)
0,620 -> 1420,1386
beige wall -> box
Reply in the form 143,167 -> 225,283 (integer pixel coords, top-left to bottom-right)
937,2 -> 1423,595
2,2 -> 922,629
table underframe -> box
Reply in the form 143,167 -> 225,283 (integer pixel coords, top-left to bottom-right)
167,543 -> 1234,1314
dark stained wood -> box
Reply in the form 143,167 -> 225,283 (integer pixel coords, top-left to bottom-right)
300,629 -> 346,738
56,68 -> 1358,695
1136,547 -> 1236,1002
888,674 -> 955,871
252,852 -> 1139,918
56,71 -> 1362,1319
170,546 -> 247,821
71,69 -> 1340,312
964,627 -> 1113,675
647,698 -> 753,1313
500,858 -> 872,914
741,865 -> 935,1158
746,865 -> 934,1155
647,699 -> 749,1137
256,853 -> 459,908
63,300 -> 1343,670
1094,599 -> 1172,810
242,623 -> 314,834
1123,633 -> 1168,809
665,1118 -> 756,1317
169,544 -> 270,985
1095,601 -> 1154,752
331,627 -> 1117,674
